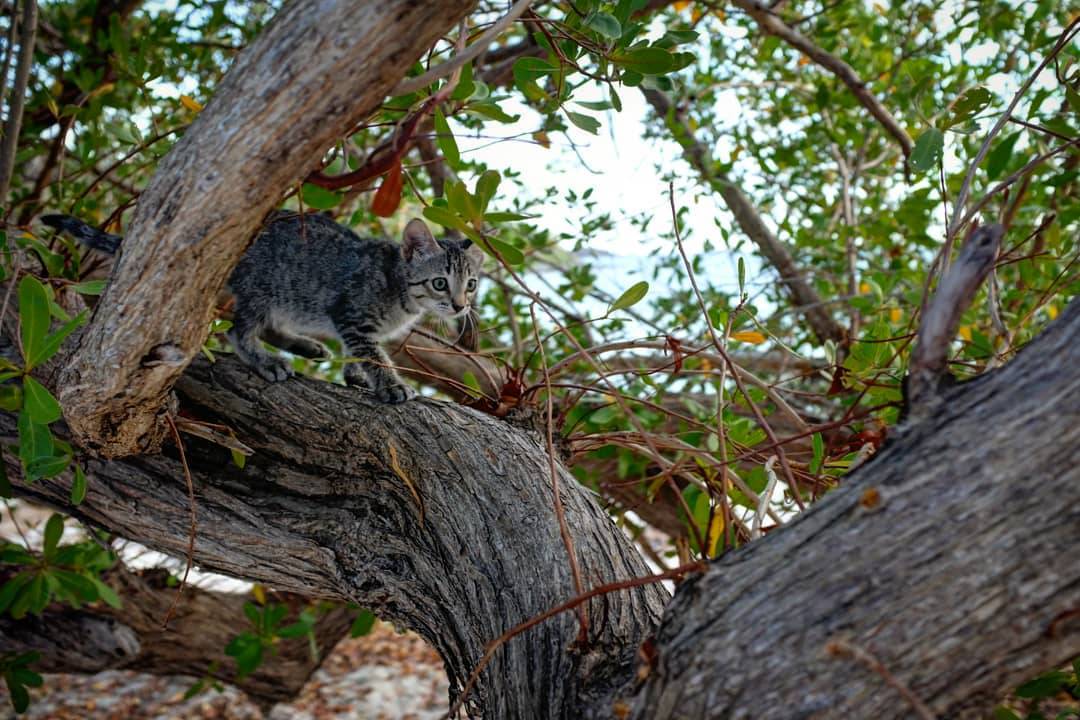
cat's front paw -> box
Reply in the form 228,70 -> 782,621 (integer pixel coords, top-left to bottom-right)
376,384 -> 415,404
254,358 -> 294,383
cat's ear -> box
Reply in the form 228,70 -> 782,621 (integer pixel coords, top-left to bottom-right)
402,219 -> 439,260
461,238 -> 485,266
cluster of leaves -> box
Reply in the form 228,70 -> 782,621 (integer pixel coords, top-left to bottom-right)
1,652 -> 42,714
996,658 -> 1080,720
0,514 -> 119,619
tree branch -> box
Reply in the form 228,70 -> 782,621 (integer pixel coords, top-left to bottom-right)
731,0 -> 913,158
642,88 -> 848,345
0,0 -> 37,208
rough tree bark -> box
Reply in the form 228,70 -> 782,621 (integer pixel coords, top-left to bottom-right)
57,0 -> 477,457
9,357 -> 669,719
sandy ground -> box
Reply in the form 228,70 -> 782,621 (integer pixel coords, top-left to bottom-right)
0,622 -> 449,720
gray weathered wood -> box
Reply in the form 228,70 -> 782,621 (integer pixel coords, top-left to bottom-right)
57,0 -> 477,457
11,357 -> 668,719
630,299 -> 1080,719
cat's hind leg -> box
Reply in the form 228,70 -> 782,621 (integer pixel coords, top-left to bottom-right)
261,326 -> 329,359
227,305 -> 295,382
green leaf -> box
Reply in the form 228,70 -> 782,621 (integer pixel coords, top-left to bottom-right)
480,237 -> 525,266
6,676 -> 29,713
475,170 -> 501,213
433,108 -> 461,169
566,111 -> 601,135
17,412 -> 52,468
483,211 -> 535,223
612,47 -> 674,75
945,86 -> 993,128
909,128 -> 944,174
991,708 -> 1021,720
225,633 -> 264,678
810,432 -> 825,475
608,281 -> 649,313
70,465 -> 87,505
986,132 -> 1020,180
230,449 -> 246,469
466,102 -> 519,124
737,257 -> 746,296
21,377 -> 61,425
512,56 -> 557,82
300,183 -> 342,211
88,576 -> 122,609
0,384 -> 22,412
43,514 -> 64,558
0,573 -> 32,614
422,206 -> 470,233
1016,671 -> 1070,699
350,609 -> 376,637
585,12 -> 622,39
18,276 -> 49,370
450,61 -> 476,102
25,454 -> 70,481
68,279 -> 106,295
31,310 -> 87,368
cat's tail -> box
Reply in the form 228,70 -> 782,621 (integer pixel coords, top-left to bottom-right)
40,214 -> 122,254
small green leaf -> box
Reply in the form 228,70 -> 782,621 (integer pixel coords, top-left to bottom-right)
483,211 -> 535,223
608,281 -> 649,313
25,454 -> 70,480
909,128 -> 944,174
1016,671 -> 1070,699
945,86 -> 993,128
88,576 -> 122,609
230,449 -> 246,469
68,279 -> 106,295
737,257 -> 746,296
300,183 -> 342,211
17,412 -> 52,467
475,170 -> 501,213
22,377 -> 61,425
566,111 -> 601,135
31,311 -> 87,368
422,206 -> 470,233
18,276 -> 49,370
350,609 -> 376,637
585,12 -> 622,39
986,131 -> 1020,180
6,677 -> 29,713
70,465 -> 87,505
612,47 -> 674,75
433,108 -> 461,169
0,384 -> 22,412
466,102 -> 519,124
809,433 -> 825,475
43,514 -> 64,558
479,237 -> 525,266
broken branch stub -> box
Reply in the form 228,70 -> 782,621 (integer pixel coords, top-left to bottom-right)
56,0 -> 476,457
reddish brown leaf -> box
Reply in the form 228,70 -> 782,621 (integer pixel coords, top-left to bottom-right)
371,160 -> 404,217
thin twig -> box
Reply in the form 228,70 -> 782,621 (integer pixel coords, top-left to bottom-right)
528,302 -> 588,641
162,413 -> 198,628
668,183 -> 805,509
445,560 -> 706,719
391,0 -> 533,97
825,638 -> 936,720
0,0 -> 37,210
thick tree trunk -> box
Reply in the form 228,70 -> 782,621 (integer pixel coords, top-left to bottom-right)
9,357 -> 669,719
57,0 -> 477,458
631,299 -> 1080,719
0,566 -> 352,706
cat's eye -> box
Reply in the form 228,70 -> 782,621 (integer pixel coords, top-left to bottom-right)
431,277 -> 449,291
466,278 -> 477,292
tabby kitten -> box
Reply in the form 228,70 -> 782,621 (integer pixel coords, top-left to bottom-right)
42,212 -> 484,403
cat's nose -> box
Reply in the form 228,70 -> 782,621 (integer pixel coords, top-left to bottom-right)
451,302 -> 465,313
